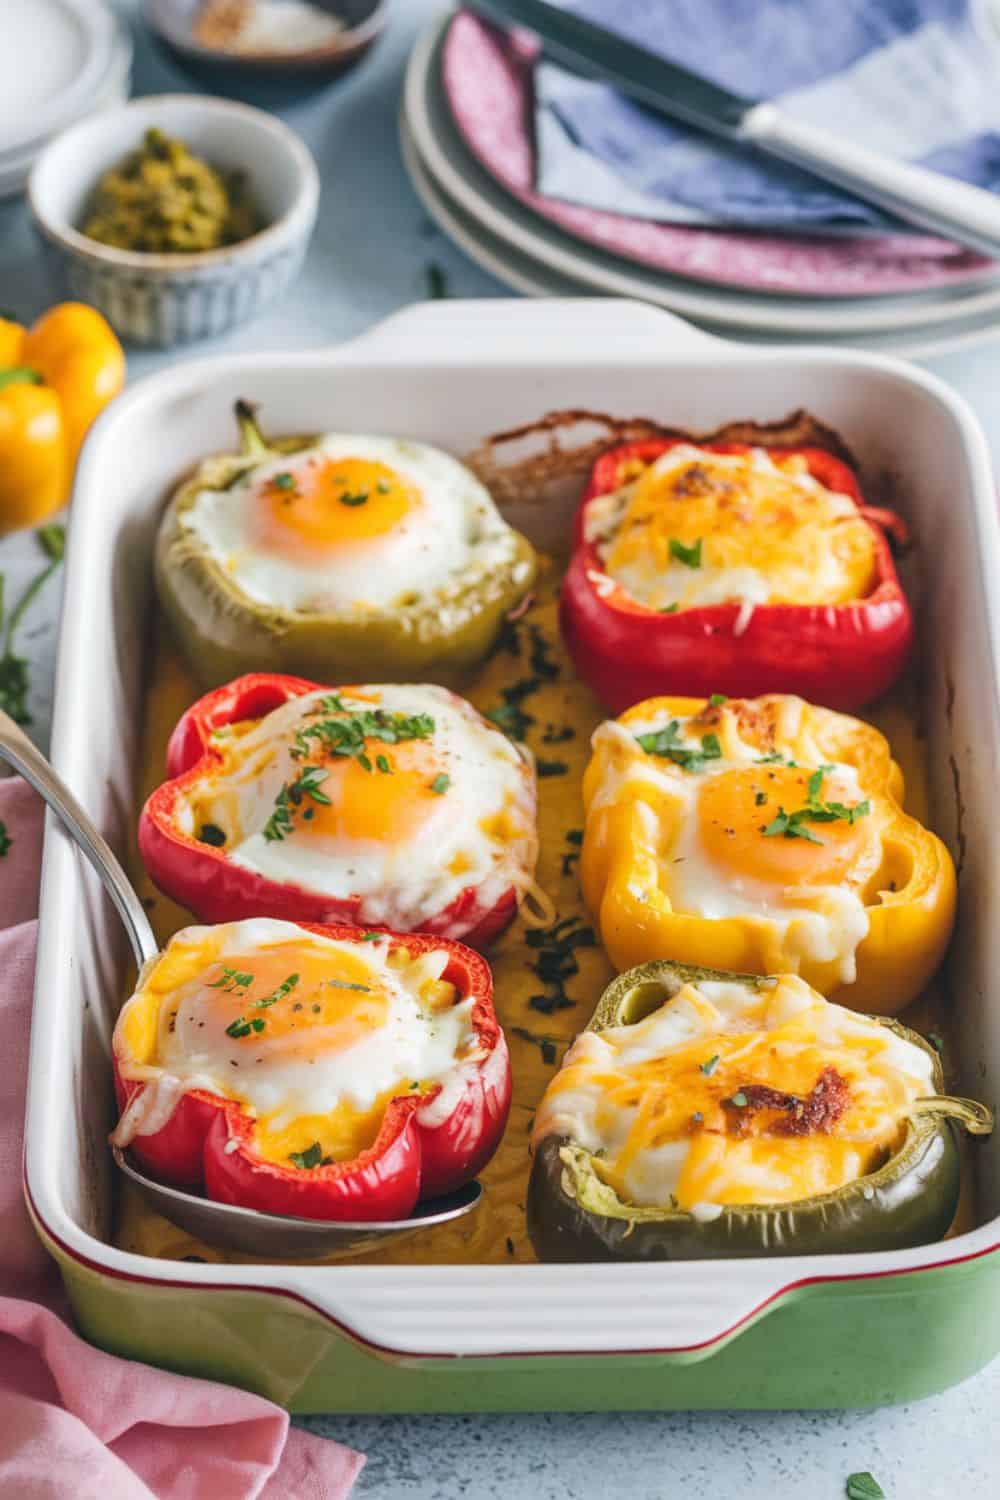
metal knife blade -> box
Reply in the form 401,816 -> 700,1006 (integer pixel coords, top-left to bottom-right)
470,0 -> 756,139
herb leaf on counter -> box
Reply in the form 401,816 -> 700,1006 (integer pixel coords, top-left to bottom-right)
846,1475 -> 885,1500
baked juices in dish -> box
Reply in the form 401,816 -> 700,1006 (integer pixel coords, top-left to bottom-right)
528,962 -> 991,1262
580,693 -> 955,1013
111,919 -> 511,1220
139,675 -> 545,949
155,403 -> 537,690
560,430 -> 911,713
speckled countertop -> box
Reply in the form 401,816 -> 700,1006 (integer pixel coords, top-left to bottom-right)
2,2 -> 999,1495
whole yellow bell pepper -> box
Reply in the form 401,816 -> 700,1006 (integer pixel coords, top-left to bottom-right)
0,303 -> 125,535
580,693 -> 956,1014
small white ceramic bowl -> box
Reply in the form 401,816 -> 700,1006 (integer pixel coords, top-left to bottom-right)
28,93 -> 320,347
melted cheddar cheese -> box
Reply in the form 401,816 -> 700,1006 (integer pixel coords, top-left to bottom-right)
533,974 -> 935,1212
584,444 -> 877,615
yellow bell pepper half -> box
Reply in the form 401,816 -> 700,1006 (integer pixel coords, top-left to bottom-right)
580,694 -> 956,1014
0,304 -> 125,535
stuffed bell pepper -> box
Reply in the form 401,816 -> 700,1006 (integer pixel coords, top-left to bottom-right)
139,673 -> 543,949
110,917 -> 511,1219
528,960 -> 991,1261
155,402 -> 537,690
560,420 -> 911,714
580,692 -> 955,1013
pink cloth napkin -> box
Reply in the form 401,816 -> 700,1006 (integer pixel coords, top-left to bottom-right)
0,779 -> 365,1500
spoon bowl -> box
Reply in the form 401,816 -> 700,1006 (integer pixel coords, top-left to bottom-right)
114,1148 -> 483,1257
0,708 -> 486,1257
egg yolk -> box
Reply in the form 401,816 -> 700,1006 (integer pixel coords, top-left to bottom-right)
696,765 -> 871,886
288,737 -> 447,845
184,942 -> 390,1048
251,456 -> 418,562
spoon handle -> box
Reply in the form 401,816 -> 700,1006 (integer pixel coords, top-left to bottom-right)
0,709 -> 158,969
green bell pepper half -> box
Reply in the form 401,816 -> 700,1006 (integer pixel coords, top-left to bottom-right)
527,960 -> 992,1262
154,403 -> 538,691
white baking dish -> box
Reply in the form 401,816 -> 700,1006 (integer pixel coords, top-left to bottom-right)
22,300 -> 1000,1410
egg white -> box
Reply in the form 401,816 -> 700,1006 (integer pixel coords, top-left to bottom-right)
116,918 -> 479,1141
182,433 -> 529,613
177,684 -> 536,933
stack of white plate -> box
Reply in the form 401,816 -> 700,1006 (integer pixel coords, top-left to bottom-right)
402,12 -> 1000,357
0,0 -> 132,200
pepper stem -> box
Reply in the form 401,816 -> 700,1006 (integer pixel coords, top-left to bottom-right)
913,1095 -> 994,1136
234,399 -> 270,459
0,367 -> 42,392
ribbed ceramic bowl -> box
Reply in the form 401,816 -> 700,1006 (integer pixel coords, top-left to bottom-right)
28,93 -> 319,347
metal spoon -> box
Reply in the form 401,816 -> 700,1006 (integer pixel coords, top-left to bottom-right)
0,709 -> 483,1256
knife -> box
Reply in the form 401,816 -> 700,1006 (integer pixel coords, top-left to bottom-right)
472,0 -> 1000,260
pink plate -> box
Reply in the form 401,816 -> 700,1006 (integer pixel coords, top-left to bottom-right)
442,10 -> 999,299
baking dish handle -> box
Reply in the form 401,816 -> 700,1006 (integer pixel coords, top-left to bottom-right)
269,1260 -> 797,1360
334,297 -> 724,364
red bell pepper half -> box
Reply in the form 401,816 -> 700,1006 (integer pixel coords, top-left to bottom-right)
559,438 -> 913,715
111,921 -> 511,1220
138,672 -> 521,949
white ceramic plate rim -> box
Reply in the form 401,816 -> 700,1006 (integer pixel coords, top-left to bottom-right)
402,117 -> 1000,361
0,0 -> 116,155
404,15 -> 1000,339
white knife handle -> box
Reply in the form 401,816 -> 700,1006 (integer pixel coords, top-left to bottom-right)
743,102 -> 1000,258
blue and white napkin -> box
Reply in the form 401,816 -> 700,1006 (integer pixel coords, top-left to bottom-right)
533,0 -> 1000,230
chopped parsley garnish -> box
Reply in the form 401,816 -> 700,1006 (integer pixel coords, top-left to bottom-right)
669,536 -> 702,568
762,765 -> 870,846
377,479 -> 392,494
635,719 -> 722,772
326,979 -> 371,993
425,262 -> 449,299
542,723 -> 574,744
209,966 -> 254,993
271,472 -> 296,493
846,1475 -> 885,1500
726,1091 -> 749,1108
561,827 -> 584,877
699,1054 -> 720,1076
375,753 -> 391,774
536,758 -> 569,778
756,750 -> 786,764
430,773 -> 451,794
709,693 -> 727,707
293,695 -> 435,765
288,1142 -> 331,1170
486,696 -> 534,741
198,822 -> 226,846
526,916 -> 596,1014
338,490 -> 369,507
251,973 -> 299,1010
0,820 -> 11,857
263,764 -> 331,842
659,603 -> 679,614
224,972 -> 298,1036
510,1025 -> 558,1065
360,931 -> 381,942
754,791 -> 767,807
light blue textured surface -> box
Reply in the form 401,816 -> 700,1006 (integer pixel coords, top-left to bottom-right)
1,2 -> 1000,1495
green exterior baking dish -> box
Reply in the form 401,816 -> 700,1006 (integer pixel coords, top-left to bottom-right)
23,300 -> 1000,1411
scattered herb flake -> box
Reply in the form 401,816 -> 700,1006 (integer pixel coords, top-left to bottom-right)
669,536 -> 702,568
709,693 -> 727,707
846,1475 -> 885,1500
0,820 -> 11,857
289,1142 -> 329,1170
430,773 -> 450,794
209,966 -> 254,993
375,753 -> 391,774
339,490 -> 369,508
726,1091 -> 749,1108
536,758 -> 569,778
754,791 -> 767,807
360,931 -> 381,942
541,723 -> 574,744
198,822 -> 226,846
635,719 -> 722,772
271,472 -> 296,493
510,1025 -> 558,1065
425,262 -> 449,299
659,603 -> 679,614
526,916 -> 596,1014
699,1054 -> 720,1076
